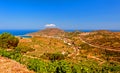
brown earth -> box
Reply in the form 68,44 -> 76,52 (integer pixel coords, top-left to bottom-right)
27,28 -> 65,37
0,56 -> 34,73
80,31 -> 120,51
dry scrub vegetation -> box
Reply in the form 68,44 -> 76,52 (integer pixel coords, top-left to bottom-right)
0,29 -> 120,73
0,56 -> 34,73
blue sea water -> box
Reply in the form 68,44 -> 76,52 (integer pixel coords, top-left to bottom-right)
0,29 -> 120,36
0,30 -> 38,36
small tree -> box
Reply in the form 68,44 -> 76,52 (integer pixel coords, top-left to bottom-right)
0,32 -> 19,48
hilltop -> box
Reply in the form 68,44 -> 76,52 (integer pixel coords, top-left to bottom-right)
27,28 -> 65,37
0,30 -> 120,73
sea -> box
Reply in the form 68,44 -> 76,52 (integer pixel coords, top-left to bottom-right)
0,29 -> 120,38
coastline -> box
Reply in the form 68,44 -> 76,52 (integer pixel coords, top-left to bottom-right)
0,29 -> 120,36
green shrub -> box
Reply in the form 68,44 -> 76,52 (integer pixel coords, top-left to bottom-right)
40,53 -> 51,60
0,33 -> 19,48
27,58 -> 47,73
41,52 -> 65,62
54,60 -> 72,73
0,48 -> 22,62
0,48 -> 120,73
28,59 -> 72,73
50,53 -> 65,62
80,43 -> 93,50
15,46 -> 35,53
101,62 -> 120,72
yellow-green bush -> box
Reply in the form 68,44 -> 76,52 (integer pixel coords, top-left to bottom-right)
40,52 -> 66,62
0,33 -> 19,48
15,46 -> 35,53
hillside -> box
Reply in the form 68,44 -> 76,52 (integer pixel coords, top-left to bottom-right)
80,31 -> 120,50
27,28 -> 65,37
0,56 -> 34,73
0,31 -> 120,73
79,31 -> 120,62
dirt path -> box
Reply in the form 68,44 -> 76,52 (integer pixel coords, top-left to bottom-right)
79,36 -> 120,52
23,55 -> 39,59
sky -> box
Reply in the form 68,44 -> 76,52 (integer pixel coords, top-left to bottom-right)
0,0 -> 120,30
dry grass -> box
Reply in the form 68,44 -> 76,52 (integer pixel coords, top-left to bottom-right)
0,56 -> 34,73
18,37 -> 74,57
18,34 -> 120,63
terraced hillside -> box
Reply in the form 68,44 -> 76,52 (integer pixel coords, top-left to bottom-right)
80,30 -> 120,50
18,37 -> 74,58
79,30 -> 120,62
0,30 -> 120,73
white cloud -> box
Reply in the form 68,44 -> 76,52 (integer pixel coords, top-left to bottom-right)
45,24 -> 56,27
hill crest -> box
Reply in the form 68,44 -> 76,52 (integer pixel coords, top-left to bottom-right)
27,28 -> 65,36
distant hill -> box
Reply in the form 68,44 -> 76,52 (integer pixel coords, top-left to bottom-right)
27,28 -> 65,37
92,30 -> 112,33
80,30 -> 120,50
90,30 -> 113,34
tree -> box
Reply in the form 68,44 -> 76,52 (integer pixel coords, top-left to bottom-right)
0,32 -> 19,48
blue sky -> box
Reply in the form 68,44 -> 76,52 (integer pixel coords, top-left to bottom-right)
0,0 -> 120,30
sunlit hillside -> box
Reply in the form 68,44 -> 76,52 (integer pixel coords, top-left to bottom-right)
0,28 -> 120,73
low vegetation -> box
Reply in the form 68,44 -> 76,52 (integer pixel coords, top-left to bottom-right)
0,32 -> 19,48
0,31 -> 120,73
15,46 -> 35,53
40,52 -> 66,62
81,31 -> 120,50
0,48 -> 120,73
